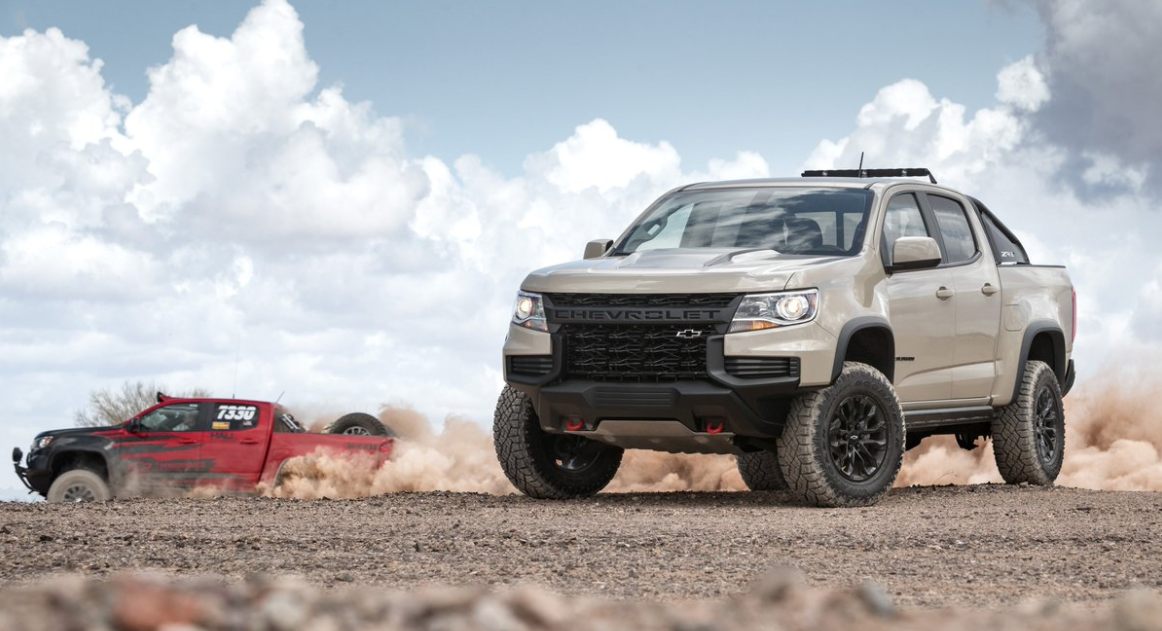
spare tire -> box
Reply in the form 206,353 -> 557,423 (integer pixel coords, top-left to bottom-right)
324,412 -> 396,437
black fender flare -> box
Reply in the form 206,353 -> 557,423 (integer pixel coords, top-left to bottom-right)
1009,321 -> 1067,402
48,448 -> 115,485
831,316 -> 896,383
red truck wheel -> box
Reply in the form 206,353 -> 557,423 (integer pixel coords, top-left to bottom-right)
324,413 -> 397,437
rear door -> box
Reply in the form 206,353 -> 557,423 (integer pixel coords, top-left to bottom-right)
202,402 -> 271,490
923,193 -> 1002,400
882,191 -> 955,403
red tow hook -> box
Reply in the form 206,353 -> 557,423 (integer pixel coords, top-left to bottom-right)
564,417 -> 585,432
705,420 -> 725,435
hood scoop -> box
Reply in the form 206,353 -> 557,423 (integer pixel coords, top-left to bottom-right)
611,248 -> 783,270
701,249 -> 782,268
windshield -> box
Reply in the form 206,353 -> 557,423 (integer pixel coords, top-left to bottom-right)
614,187 -> 874,256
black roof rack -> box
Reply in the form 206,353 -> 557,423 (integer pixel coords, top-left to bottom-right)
801,168 -> 937,184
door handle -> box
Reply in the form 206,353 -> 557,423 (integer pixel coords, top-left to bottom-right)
177,438 -> 198,445
240,438 -> 260,445
981,283 -> 999,296
936,286 -> 955,300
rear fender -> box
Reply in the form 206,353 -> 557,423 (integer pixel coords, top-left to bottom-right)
1008,322 -> 1067,402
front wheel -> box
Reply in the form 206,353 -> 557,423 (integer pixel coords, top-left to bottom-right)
736,448 -> 789,491
992,360 -> 1064,485
493,386 -> 623,499
46,468 -> 112,503
777,362 -> 905,507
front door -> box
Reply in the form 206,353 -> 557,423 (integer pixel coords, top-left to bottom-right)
116,402 -> 210,491
882,192 -> 955,404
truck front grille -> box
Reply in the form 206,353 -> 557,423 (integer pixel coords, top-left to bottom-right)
561,323 -> 716,382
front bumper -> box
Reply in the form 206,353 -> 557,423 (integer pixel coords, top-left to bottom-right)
523,373 -> 800,440
14,450 -> 51,495
504,323 -> 838,442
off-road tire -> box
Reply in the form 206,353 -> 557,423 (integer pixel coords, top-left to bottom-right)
736,449 -> 789,491
325,413 -> 396,437
46,468 -> 112,503
992,360 -> 1064,485
777,362 -> 906,507
494,386 -> 623,499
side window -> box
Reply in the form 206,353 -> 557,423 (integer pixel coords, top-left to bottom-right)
211,404 -> 260,431
882,193 -> 929,266
138,403 -> 201,432
929,195 -> 978,264
978,209 -> 1029,264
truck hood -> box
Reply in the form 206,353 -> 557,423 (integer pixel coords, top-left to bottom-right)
34,426 -> 112,441
521,248 -> 847,294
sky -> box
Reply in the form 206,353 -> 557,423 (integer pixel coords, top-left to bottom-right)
1,0 -> 1160,499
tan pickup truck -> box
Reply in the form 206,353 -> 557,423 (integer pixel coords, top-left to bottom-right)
495,168 -> 1075,507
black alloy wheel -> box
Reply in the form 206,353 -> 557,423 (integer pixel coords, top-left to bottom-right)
543,433 -> 608,473
827,395 -> 888,482
1034,386 -> 1061,465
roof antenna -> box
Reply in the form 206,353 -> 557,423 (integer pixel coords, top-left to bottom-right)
231,329 -> 243,399
857,151 -> 865,177
274,391 -> 284,405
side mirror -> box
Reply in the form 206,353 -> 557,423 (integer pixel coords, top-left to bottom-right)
584,239 -> 613,259
887,236 -> 942,272
126,419 -> 141,434
12,447 -> 22,464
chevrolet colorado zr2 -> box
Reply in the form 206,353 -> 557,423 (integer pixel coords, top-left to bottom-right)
495,168 -> 1075,507
13,394 -> 396,502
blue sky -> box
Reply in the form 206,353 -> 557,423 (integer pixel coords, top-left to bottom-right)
2,1 -> 1042,175
2,0 -> 1160,500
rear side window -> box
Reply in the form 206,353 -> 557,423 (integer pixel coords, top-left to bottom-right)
929,195 -> 977,264
210,404 -> 260,431
978,207 -> 1029,264
882,193 -> 929,266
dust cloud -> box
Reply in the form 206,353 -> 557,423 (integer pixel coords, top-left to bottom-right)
264,407 -> 514,499
266,371 -> 1162,499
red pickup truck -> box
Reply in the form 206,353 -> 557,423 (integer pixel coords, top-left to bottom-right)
12,395 -> 395,502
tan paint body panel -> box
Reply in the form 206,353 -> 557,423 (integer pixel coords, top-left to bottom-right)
504,178 -> 1074,412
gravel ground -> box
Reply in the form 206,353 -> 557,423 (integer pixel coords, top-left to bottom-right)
5,569 -> 1162,631
1,485 -> 1160,610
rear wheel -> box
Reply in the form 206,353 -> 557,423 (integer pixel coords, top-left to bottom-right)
992,361 -> 1064,485
494,386 -> 623,499
736,448 -> 788,491
46,468 -> 112,503
777,362 -> 905,507
324,413 -> 396,437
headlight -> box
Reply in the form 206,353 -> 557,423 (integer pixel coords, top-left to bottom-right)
512,291 -> 548,332
32,436 -> 53,450
729,289 -> 819,333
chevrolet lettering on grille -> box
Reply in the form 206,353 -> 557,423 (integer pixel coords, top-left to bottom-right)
549,308 -> 723,323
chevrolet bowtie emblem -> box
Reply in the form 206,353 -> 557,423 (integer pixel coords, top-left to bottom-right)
675,329 -> 703,339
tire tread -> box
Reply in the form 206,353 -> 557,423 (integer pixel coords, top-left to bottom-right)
992,360 -> 1063,485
